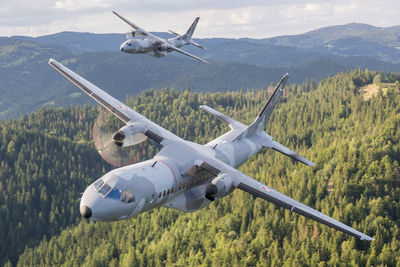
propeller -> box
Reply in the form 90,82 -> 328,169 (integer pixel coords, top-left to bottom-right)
93,107 -> 144,167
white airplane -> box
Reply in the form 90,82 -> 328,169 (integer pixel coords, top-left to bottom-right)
113,11 -> 207,63
48,58 -> 374,241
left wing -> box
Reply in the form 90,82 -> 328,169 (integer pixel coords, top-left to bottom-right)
198,158 -> 374,241
48,58 -> 183,145
167,45 -> 208,63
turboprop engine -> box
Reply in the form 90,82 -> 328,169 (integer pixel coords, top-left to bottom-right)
113,122 -> 148,147
205,174 -> 234,201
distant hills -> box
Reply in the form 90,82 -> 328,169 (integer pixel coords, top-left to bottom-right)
15,23 -> 400,66
0,22 -> 400,120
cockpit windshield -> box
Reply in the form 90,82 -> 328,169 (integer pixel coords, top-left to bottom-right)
93,179 -> 104,190
98,183 -> 112,196
94,178 -> 134,203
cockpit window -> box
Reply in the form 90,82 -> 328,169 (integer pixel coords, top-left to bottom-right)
98,183 -> 111,196
93,179 -> 104,191
127,42 -> 132,46
121,190 -> 135,203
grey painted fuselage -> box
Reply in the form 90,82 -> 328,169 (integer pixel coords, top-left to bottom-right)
120,36 -> 192,58
82,131 -> 261,221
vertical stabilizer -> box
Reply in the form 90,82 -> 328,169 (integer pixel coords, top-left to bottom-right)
234,73 -> 289,140
184,17 -> 200,39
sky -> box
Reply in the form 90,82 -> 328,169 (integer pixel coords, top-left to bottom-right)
0,0 -> 399,38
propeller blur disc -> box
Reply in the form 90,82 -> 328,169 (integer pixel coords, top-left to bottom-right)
93,107 -> 141,167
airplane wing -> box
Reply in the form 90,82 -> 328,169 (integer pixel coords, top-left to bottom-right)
48,58 -> 183,144
113,11 -> 165,42
197,158 -> 374,241
166,44 -> 208,63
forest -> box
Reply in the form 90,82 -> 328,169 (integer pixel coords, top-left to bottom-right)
1,69 -> 400,266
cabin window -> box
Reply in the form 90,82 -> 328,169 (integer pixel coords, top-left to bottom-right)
98,183 -> 111,196
167,189 -> 170,195
121,190 -> 135,203
171,187 -> 174,193
159,192 -> 162,198
179,184 -> 182,190
93,179 -> 104,191
163,190 -> 166,196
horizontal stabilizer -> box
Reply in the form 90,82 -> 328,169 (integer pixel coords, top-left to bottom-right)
190,40 -> 207,50
168,30 -> 180,36
271,141 -> 314,167
200,105 -> 246,130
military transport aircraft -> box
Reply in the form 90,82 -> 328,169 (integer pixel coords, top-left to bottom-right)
48,58 -> 374,241
113,11 -> 207,63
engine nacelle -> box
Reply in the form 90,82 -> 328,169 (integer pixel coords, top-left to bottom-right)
205,174 -> 234,201
113,122 -> 147,147
157,44 -> 169,52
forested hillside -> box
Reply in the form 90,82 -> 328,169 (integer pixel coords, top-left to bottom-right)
1,70 -> 400,266
2,37 -> 377,121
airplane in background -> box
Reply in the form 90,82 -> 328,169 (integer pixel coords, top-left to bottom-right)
113,11 -> 207,63
48,58 -> 374,241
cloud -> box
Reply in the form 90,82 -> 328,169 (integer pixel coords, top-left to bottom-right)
0,0 -> 399,37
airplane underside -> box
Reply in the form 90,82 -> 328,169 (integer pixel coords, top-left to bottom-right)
163,184 -> 212,212
146,49 -> 167,58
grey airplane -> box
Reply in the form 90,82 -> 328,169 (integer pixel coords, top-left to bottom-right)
48,58 -> 374,241
113,11 -> 207,63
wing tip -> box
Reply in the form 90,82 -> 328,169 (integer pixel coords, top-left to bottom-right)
282,73 -> 290,81
361,235 -> 375,241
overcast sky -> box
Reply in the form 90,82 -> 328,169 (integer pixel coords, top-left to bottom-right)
0,0 -> 399,38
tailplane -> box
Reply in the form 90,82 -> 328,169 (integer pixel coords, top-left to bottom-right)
169,17 -> 206,50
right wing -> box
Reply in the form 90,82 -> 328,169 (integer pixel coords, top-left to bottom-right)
48,58 -> 183,144
113,11 -> 154,39
198,158 -> 374,241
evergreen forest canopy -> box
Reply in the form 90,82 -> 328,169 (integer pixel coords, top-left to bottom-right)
1,70 -> 400,266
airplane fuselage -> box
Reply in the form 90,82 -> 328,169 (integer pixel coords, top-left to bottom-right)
80,132 -> 263,221
120,37 -> 190,58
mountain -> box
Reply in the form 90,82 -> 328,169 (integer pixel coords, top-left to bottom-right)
2,22 -> 400,120
4,36 -> 398,121
253,23 -> 400,63
14,22 -> 400,66
2,70 -> 400,266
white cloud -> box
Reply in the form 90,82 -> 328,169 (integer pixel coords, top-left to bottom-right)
53,0 -> 110,11
0,0 -> 399,37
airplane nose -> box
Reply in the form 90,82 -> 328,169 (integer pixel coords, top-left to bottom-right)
80,205 -> 92,219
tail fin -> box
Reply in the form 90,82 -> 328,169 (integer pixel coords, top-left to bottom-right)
251,73 -> 289,132
235,73 -> 289,140
184,17 -> 200,39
